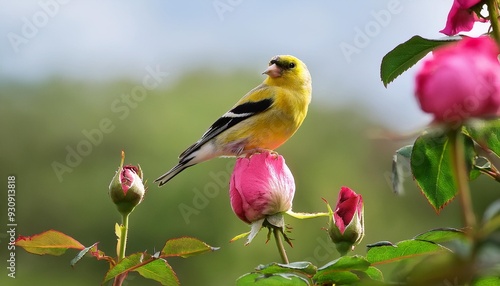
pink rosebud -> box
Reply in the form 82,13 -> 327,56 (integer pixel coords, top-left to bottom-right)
109,153 -> 145,215
415,37 -> 500,124
229,152 -> 295,224
440,0 -> 485,36
328,187 -> 364,256
120,165 -> 141,195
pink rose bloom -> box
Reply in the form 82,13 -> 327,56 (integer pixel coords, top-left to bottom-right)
440,0 -> 485,36
230,152 -> 295,224
415,37 -> 500,124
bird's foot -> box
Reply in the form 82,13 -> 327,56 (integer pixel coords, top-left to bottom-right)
244,148 -> 276,158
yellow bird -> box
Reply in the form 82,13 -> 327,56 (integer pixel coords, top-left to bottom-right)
155,55 -> 312,186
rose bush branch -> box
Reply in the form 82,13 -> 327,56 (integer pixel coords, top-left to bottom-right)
14,151 -> 218,285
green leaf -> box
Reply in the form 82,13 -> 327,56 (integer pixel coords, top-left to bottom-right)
466,119 -> 500,158
161,236 -> 219,258
391,145 -> 413,194
103,252 -> 146,283
380,35 -> 456,87
70,242 -> 98,267
256,261 -> 317,276
135,258 -> 179,286
313,255 -> 370,284
15,230 -> 84,256
366,240 -> 448,265
411,132 -> 475,212
236,273 -> 309,286
365,266 -> 384,282
103,252 -> 180,285
413,228 -> 467,244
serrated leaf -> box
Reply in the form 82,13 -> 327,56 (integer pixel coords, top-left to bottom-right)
161,237 -> 218,258
381,35 -> 456,87
466,119 -> 500,158
236,273 -> 309,286
411,132 -> 475,212
103,252 -> 146,283
135,258 -> 179,286
15,230 -> 84,256
366,240 -> 448,265
256,261 -> 317,276
391,145 -> 413,194
70,242 -> 98,267
413,227 -> 467,244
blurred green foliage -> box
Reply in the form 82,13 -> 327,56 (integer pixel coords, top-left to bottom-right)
1,71 -> 499,285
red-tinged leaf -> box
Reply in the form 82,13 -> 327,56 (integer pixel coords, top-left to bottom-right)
136,258 -> 179,286
15,230 -> 84,256
161,237 -> 219,258
103,252 -> 179,285
103,252 -> 149,283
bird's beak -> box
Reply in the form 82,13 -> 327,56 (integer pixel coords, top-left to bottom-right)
263,64 -> 282,78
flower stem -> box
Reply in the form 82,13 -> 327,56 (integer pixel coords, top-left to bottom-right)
487,0 -> 500,46
118,213 -> 130,261
448,129 -> 476,231
113,213 -> 130,286
273,228 -> 289,264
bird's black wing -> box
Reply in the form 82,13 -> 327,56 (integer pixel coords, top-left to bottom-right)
178,97 -> 273,161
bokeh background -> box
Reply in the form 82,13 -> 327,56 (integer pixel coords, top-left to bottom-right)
1,1 -> 497,285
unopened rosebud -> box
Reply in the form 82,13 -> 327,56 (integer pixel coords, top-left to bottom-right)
109,152 -> 145,215
328,186 -> 364,256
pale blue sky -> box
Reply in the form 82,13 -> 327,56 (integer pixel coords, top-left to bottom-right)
0,1 -> 488,130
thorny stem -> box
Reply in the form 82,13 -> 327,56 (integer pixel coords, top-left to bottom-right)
273,228 -> 289,264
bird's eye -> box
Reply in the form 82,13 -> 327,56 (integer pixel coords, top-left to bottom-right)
288,62 -> 296,69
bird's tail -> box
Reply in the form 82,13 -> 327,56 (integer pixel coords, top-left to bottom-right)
154,162 -> 194,186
